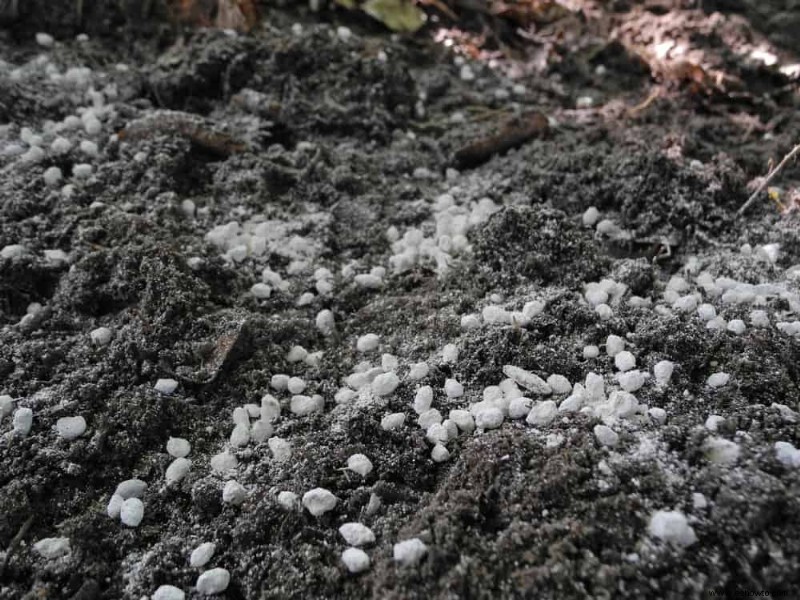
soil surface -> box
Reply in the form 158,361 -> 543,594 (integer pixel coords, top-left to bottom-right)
1,1 -> 800,599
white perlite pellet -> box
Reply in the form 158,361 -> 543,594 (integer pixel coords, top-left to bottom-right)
339,523 -> 376,546
508,397 -> 533,419
268,437 -> 292,461
393,538 -> 428,566
33,537 -> 71,559
583,345 -> 600,359
593,424 -> 619,447
222,480 -> 247,505
90,326 -> 112,345
154,378 -> 178,394
605,335 -> 625,356
648,510 -> 697,547
290,394 -> 323,415
431,444 -> 450,462
614,351 -> 636,372
444,378 -> 464,398
167,437 -> 191,458
13,407 -> 33,435
704,437 -> 740,465
115,478 -> 147,499
165,458 -> 191,485
526,401 -> 558,426
381,413 -> 406,430
316,309 -> 335,336
502,365 -> 551,395
407,361 -> 429,381
302,487 -> 337,516
36,32 -> 55,47
277,491 -> 299,510
120,498 -> 144,527
356,333 -> 380,352
341,547 -> 370,573
449,409 -> 475,433
442,343 -> 458,364
56,416 -> 86,440
371,371 -> 400,396
706,372 -> 730,388
196,568 -> 230,595
775,441 -> 800,467
727,319 -> 746,335
475,407 -> 504,430
653,360 -> 674,387
347,453 -> 373,476
152,585 -> 185,600
107,494 -> 124,518
210,451 -> 238,473
546,375 -> 572,395
0,394 -> 14,418
43,166 -> 63,186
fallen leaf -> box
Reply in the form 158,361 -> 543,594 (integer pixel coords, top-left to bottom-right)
362,0 -> 427,33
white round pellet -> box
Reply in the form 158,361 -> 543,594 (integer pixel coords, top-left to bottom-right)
431,444 -> 450,462
341,547 -> 370,573
444,378 -> 464,398
115,478 -> 147,499
315,309 -> 335,336
251,283 -> 271,299
13,407 -> 33,435
0,394 -> 14,418
166,437 -> 190,458
380,412 -> 406,430
706,372 -> 730,388
346,453 -> 373,477
302,487 -> 337,516
107,494 -> 124,519
152,584 -> 185,600
525,401 -> 557,426
442,343 -> 459,364
339,523 -> 375,546
593,424 -> 619,447
196,568 -> 230,595
508,397 -> 533,419
189,542 -> 217,568
371,371 -> 399,396
475,407 -> 504,430
393,538 -> 428,566
56,416 -> 86,440
165,458 -> 191,485
268,437 -> 292,461
356,333 -> 380,352
407,361 -> 429,381
120,498 -> 144,527
43,166 -> 63,186
583,345 -> 600,359
614,351 -> 636,372
222,480 -> 247,505
605,335 -> 625,357
90,326 -> 112,345
154,378 -> 178,394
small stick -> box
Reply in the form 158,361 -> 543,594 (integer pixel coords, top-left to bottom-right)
0,514 -> 34,575
738,142 -> 800,216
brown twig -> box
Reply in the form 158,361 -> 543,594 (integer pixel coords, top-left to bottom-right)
738,142 -> 800,216
0,514 -> 34,576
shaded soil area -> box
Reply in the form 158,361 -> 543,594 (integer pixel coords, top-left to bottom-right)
0,1 -> 799,599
